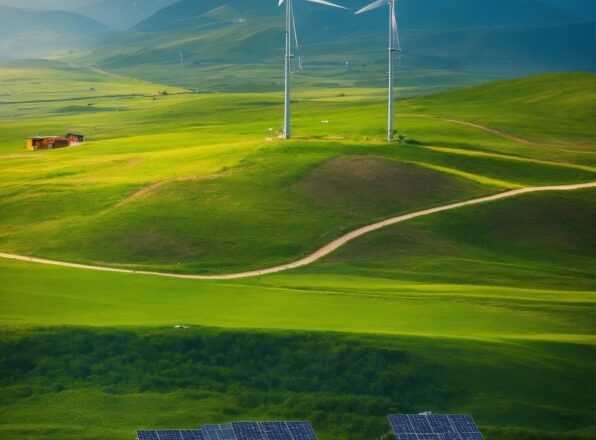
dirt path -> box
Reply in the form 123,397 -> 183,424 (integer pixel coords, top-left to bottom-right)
408,114 -> 534,145
1,182 -> 594,280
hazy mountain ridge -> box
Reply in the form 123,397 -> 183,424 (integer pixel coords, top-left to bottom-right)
67,0 -> 593,92
0,4 -> 109,58
74,0 -> 180,30
0,0 -> 178,29
133,0 -> 582,32
1,0 -> 594,92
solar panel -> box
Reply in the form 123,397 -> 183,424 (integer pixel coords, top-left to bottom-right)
285,421 -> 318,440
201,424 -> 237,440
230,421 -> 318,440
180,430 -> 206,440
232,422 -> 262,440
388,414 -> 484,440
137,430 -> 205,440
142,421 -> 318,440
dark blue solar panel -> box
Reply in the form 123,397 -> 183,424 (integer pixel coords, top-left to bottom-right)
448,415 -> 478,433
180,430 -> 206,440
409,415 -> 433,433
137,431 -> 204,440
388,414 -> 484,440
201,424 -> 237,440
285,421 -> 318,440
231,422 -> 262,440
229,421 -> 317,440
428,415 -> 456,433
390,415 -> 414,434
261,422 -> 288,438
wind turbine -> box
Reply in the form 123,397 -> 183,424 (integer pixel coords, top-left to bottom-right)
278,0 -> 347,139
355,0 -> 401,141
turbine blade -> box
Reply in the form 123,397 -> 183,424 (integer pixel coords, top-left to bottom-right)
392,10 -> 398,42
355,0 -> 386,14
392,5 -> 401,50
303,0 -> 347,9
278,0 -> 285,6
291,0 -> 300,51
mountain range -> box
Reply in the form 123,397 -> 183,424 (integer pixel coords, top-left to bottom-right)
0,0 -> 178,29
0,0 -> 594,92
0,5 -> 107,58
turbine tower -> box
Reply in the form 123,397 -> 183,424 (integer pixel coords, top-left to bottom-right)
356,0 -> 401,141
278,0 -> 346,139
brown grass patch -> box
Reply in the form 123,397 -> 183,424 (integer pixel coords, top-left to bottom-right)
296,155 -> 460,212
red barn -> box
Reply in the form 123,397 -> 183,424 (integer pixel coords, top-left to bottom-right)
26,136 -> 70,151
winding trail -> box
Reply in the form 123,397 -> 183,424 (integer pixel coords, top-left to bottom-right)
1,182 -> 594,280
407,114 -> 534,145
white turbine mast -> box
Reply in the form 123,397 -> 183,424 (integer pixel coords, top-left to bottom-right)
278,0 -> 346,139
355,0 -> 401,142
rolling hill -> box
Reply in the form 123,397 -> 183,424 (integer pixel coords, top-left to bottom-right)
0,5 -> 108,59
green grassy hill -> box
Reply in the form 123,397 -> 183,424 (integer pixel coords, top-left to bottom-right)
0,62 -> 594,439
0,65 -> 593,274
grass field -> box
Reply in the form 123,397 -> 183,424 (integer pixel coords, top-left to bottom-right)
0,60 -> 594,439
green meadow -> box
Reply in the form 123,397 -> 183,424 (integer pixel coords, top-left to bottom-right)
0,60 -> 594,439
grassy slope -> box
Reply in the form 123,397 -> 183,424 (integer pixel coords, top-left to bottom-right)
0,65 -> 594,273
409,73 -> 596,148
308,189 -> 596,291
0,62 -> 594,439
0,191 -> 593,439
0,328 -> 593,440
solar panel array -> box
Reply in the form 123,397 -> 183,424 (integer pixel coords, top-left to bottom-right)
388,414 -> 484,440
137,430 -> 205,440
232,421 -> 317,440
138,421 -> 317,440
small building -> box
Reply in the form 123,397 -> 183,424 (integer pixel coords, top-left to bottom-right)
26,133 -> 85,151
26,136 -> 71,151
65,133 -> 85,145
